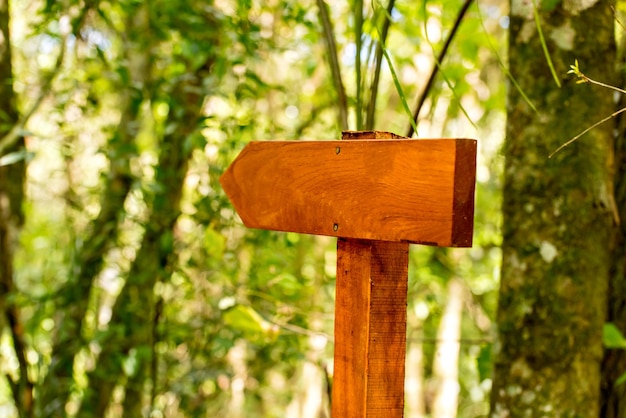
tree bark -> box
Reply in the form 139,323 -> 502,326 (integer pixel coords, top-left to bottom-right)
0,0 -> 32,416
491,0 -> 617,416
601,67 -> 626,418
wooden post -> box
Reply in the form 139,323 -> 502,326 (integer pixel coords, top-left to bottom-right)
331,131 -> 409,417
219,130 -> 477,418
333,238 -> 408,416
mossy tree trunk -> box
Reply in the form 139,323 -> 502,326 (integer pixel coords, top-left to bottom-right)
490,0 -> 617,416
602,62 -> 626,417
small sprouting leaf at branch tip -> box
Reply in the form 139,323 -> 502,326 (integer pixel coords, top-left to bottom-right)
568,60 -> 626,94
553,61 -> 626,157
567,60 -> 586,82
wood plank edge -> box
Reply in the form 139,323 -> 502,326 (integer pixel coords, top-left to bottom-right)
451,138 -> 477,247
341,130 -> 409,140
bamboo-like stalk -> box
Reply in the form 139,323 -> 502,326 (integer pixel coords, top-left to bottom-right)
365,0 -> 396,130
316,0 -> 349,131
355,0 -> 364,129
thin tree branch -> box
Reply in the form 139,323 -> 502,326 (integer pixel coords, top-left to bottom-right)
531,0 -> 561,88
150,296 -> 163,411
0,46 -> 65,156
320,360 -> 332,411
0,6 -> 92,156
6,305 -> 33,416
406,0 -> 474,137
316,0 -> 349,131
551,64 -> 626,159
294,101 -> 334,138
365,0 -> 396,130
569,60 -> 626,94
549,106 -> 626,158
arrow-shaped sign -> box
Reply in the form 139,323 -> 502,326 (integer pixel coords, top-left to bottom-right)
220,138 -> 476,247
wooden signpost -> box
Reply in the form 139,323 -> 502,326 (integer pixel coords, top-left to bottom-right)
220,131 -> 477,417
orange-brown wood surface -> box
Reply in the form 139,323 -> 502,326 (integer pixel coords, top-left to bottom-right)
220,137 -> 477,247
331,131 -> 409,418
332,238 -> 409,417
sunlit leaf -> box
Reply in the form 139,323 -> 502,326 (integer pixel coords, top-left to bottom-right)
603,323 -> 626,349
223,304 -> 274,339
0,150 -> 33,166
204,227 -> 225,257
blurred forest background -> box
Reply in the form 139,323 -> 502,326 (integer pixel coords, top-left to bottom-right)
2,0 -> 621,416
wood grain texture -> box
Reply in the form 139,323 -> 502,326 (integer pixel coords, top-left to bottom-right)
332,238 -> 409,418
220,138 -> 477,247
331,131 -> 408,418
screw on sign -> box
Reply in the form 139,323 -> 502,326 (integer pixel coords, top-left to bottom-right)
220,130 -> 477,417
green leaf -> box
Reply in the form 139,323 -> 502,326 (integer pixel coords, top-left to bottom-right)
204,227 -> 225,257
0,150 -> 33,167
223,304 -> 274,338
603,323 -> 626,349
531,0 -> 561,88
617,372 -> 626,386
477,344 -> 493,382
377,32 -> 418,135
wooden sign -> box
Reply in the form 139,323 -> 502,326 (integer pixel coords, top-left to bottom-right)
220,131 -> 477,417
220,137 -> 476,247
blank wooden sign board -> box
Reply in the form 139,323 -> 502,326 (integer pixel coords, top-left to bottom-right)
220,131 -> 477,417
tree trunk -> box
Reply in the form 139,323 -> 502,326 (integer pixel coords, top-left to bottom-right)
491,0 -> 617,415
601,69 -> 626,417
0,0 -> 32,416
39,66 -> 139,418
431,279 -> 463,418
77,60 -> 210,417
38,6 -> 146,414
